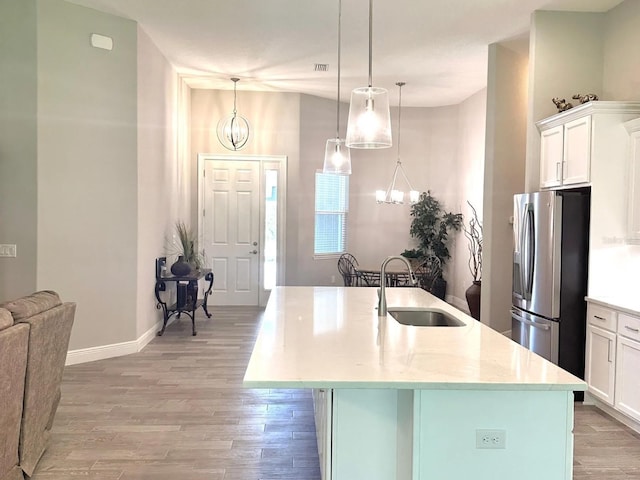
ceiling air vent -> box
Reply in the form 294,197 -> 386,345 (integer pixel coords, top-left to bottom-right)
314,64 -> 329,72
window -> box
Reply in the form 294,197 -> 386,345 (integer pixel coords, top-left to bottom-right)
314,172 -> 349,256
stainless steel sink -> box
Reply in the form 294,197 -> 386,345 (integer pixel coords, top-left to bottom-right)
388,308 -> 466,327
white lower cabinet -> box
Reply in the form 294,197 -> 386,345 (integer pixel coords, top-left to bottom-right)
615,314 -> 640,422
585,324 -> 616,405
586,301 -> 640,424
585,304 -> 617,405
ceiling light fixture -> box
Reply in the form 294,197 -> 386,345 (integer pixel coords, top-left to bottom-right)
217,77 -> 250,151
323,0 -> 351,175
345,0 -> 391,149
376,82 -> 419,204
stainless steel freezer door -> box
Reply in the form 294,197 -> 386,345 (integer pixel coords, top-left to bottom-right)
512,191 -> 562,319
511,308 -> 559,364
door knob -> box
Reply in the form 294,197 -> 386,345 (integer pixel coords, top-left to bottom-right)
252,241 -> 258,246
250,250 -> 258,255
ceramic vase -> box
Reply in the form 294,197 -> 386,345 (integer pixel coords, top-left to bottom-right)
170,255 -> 192,276
465,280 -> 481,320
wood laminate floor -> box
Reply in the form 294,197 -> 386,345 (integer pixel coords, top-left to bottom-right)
32,307 -> 640,480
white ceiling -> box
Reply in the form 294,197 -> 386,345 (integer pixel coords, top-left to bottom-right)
66,0 -> 623,107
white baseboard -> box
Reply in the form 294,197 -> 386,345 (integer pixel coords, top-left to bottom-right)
65,318 -> 166,366
501,329 -> 512,337
584,392 -> 640,435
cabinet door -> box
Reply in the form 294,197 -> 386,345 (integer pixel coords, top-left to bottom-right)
540,125 -> 564,189
563,116 -> 591,185
628,131 -> 640,240
615,336 -> 640,422
585,324 -> 616,405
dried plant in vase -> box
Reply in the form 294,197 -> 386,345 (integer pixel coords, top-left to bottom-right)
462,201 -> 483,320
170,221 -> 204,275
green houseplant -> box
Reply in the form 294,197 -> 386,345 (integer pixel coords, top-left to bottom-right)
403,191 -> 462,299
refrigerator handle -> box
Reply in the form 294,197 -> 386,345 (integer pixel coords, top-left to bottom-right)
526,205 -> 535,300
510,309 -> 551,331
521,204 -> 535,301
519,203 -> 528,300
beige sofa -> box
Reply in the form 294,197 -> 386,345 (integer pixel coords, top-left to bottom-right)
0,291 -> 76,480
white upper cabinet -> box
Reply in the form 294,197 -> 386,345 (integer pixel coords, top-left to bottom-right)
624,118 -> 640,242
539,112 -> 591,189
537,102 -> 640,191
563,116 -> 592,185
540,125 -> 564,188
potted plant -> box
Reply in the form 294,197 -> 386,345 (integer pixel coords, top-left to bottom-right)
462,201 -> 482,320
170,221 -> 204,275
403,191 -> 462,299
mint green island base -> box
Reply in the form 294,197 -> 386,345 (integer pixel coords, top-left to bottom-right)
314,388 -> 574,480
244,287 -> 585,480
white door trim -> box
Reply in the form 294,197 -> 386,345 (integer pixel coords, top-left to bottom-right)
197,154 -> 287,307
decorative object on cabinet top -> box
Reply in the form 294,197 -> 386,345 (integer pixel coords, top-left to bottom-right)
537,101 -> 640,131
573,93 -> 599,104
552,97 -> 573,113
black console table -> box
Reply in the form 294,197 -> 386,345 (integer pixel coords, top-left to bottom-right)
154,257 -> 214,336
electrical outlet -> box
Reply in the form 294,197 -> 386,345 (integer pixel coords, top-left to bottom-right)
331,275 -> 336,284
0,244 -> 17,257
476,429 -> 506,449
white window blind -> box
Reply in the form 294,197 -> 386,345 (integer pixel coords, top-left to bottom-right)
314,172 -> 349,255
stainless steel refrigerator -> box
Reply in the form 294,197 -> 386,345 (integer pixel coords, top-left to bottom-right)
511,189 -> 590,382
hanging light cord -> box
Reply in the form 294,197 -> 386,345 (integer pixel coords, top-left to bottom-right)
336,0 -> 342,139
396,82 -> 403,161
368,0 -> 373,88
396,82 -> 414,190
383,82 -> 414,201
231,77 -> 239,115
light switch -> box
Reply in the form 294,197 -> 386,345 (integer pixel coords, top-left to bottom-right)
0,244 -> 17,257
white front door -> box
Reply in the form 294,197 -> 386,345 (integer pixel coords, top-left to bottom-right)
203,160 -> 260,305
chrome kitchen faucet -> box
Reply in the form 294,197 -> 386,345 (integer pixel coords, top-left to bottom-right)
377,256 -> 418,316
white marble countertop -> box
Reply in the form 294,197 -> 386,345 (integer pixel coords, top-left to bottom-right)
586,295 -> 640,317
243,287 -> 586,391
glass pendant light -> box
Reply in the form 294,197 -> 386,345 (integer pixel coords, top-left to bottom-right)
323,0 -> 351,175
345,0 -> 392,149
217,77 -> 250,151
376,82 -> 420,204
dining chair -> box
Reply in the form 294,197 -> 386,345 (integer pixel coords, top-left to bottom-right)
414,255 -> 442,291
337,253 -> 361,286
359,270 -> 381,287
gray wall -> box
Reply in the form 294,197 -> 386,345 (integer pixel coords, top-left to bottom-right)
0,0 -> 38,301
449,89 -> 487,312
136,27 -> 183,339
2,0 -> 184,352
482,43 -> 528,333
603,0 -> 640,100
36,0 -> 139,349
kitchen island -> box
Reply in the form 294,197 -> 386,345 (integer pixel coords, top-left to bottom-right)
243,286 -> 586,480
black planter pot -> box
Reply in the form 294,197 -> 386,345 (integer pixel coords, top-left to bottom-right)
465,280 -> 481,320
430,277 -> 447,300
170,255 -> 192,276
